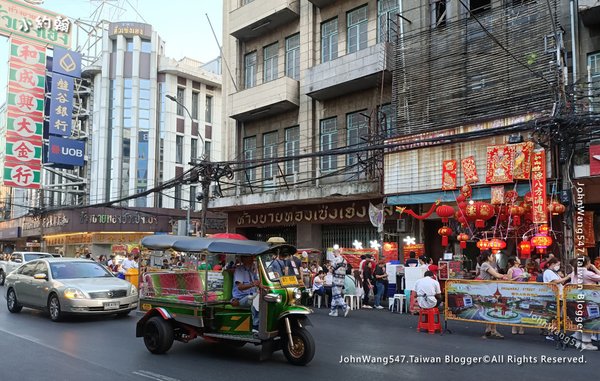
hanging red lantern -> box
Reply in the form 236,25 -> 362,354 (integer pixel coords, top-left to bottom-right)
458,201 -> 468,210
531,234 -> 553,254
489,238 -> 507,253
524,192 -> 533,203
436,205 -> 455,223
474,201 -> 494,228
461,184 -> 472,198
457,233 -> 470,249
504,190 -> 519,204
518,240 -> 532,258
465,203 -> 478,221
539,224 -> 550,234
456,194 -> 466,203
476,239 -> 490,250
548,201 -> 566,215
495,205 -> 509,222
510,205 -> 524,226
438,226 -> 453,246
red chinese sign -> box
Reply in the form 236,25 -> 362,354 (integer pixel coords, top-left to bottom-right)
402,244 -> 425,263
490,185 -> 505,205
461,156 -> 479,184
590,144 -> 600,176
442,160 -> 457,190
340,248 -> 378,269
530,150 -> 547,224
382,242 -> 399,262
512,142 -> 533,180
486,145 -> 514,184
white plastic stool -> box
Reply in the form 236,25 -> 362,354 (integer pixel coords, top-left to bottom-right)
344,295 -> 354,310
313,293 -> 328,308
344,294 -> 361,310
389,294 -> 405,313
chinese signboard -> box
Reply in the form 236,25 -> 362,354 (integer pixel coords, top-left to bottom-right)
0,0 -> 72,48
52,46 -> 81,77
48,73 -> 74,136
530,149 -> 547,224
441,159 -> 457,190
3,38 -> 46,189
485,145 -> 514,184
461,156 -> 479,184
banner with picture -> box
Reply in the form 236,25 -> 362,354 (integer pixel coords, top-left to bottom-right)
445,280 -> 560,329
563,284 -> 600,334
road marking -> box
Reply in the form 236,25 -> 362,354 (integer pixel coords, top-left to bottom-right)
133,370 -> 180,381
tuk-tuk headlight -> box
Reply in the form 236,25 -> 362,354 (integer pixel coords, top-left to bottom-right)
307,289 -> 313,298
293,288 -> 302,300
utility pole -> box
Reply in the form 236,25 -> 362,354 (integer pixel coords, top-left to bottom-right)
200,162 -> 211,237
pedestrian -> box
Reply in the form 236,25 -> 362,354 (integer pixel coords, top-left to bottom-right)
121,253 -> 138,272
362,261 -> 374,308
569,256 -> 600,350
328,249 -> 350,317
405,251 -> 419,267
373,259 -> 388,309
476,251 -> 508,339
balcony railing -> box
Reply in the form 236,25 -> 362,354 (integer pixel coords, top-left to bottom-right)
230,0 -> 300,41
229,76 -> 299,121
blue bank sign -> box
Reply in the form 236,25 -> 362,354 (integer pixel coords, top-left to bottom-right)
48,136 -> 85,166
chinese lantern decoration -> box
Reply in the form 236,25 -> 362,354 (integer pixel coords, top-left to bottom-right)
488,238 -> 507,253
548,201 -> 566,215
504,190 -> 519,204
438,226 -> 453,246
457,233 -> 470,249
495,205 -> 509,222
531,234 -> 553,254
461,184 -> 472,198
538,224 -> 550,234
436,205 -> 455,223
510,205 -> 524,226
476,239 -> 490,251
456,194 -> 466,203
474,201 -> 494,228
465,203 -> 478,222
518,240 -> 532,258
524,192 -> 533,203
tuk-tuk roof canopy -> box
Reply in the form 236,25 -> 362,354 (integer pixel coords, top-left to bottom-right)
141,235 -> 296,256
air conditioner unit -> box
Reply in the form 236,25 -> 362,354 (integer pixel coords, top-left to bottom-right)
397,219 -> 407,233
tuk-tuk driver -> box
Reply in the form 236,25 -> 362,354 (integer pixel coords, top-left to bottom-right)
232,255 -> 260,333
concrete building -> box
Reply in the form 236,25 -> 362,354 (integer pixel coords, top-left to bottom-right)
217,0 -> 400,249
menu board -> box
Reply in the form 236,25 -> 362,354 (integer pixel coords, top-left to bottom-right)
403,244 -> 425,262
438,261 -> 463,280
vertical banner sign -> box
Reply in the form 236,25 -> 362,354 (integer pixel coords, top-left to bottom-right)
531,150 -> 547,224
512,142 -> 533,180
485,145 -> 514,184
441,160 -> 457,190
3,38 -> 46,189
461,156 -> 479,184
48,74 -> 74,136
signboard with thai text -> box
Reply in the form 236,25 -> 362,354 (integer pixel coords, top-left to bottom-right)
0,0 -> 72,48
563,284 -> 600,334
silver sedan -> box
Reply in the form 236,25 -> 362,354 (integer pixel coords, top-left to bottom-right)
4,258 -> 138,321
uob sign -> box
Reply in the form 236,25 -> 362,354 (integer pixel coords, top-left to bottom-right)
48,136 -> 85,166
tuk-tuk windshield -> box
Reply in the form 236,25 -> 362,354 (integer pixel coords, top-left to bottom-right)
260,254 -> 304,283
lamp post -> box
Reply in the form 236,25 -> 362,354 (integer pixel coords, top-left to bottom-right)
166,94 -> 208,236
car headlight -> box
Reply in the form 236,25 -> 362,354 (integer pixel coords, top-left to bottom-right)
130,285 -> 138,296
293,288 -> 302,300
64,288 -> 86,299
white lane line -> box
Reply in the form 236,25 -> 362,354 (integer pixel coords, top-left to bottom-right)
133,370 -> 181,381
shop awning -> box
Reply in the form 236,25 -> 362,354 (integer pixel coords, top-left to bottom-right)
387,183 -> 532,205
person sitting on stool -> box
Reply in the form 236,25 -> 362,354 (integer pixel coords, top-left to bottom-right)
414,271 -> 442,309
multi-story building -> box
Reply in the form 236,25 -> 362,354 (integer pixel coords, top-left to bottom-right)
218,0 -> 399,248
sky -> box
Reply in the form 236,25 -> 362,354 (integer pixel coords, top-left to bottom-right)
1,0 -> 223,102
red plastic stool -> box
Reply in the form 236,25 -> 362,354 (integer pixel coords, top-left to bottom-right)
417,307 -> 442,334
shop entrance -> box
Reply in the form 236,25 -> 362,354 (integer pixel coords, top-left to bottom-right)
424,220 -> 445,264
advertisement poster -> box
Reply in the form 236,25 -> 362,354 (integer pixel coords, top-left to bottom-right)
339,248 -> 378,269
445,280 -> 560,328
382,242 -> 399,263
402,243 -> 424,263
563,285 -> 600,334
438,261 -> 463,280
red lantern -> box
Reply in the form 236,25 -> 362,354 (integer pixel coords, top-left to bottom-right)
510,205 -> 524,226
461,184 -> 472,198
438,226 -> 453,246
476,239 -> 490,250
465,203 -> 478,221
539,224 -> 550,234
519,240 -> 532,258
531,234 -> 553,254
474,201 -> 494,228
489,238 -> 507,253
457,233 -> 470,249
524,192 -> 533,203
458,201 -> 468,210
436,205 -> 455,223
504,190 -> 519,204
548,201 -> 566,215
456,194 -> 466,203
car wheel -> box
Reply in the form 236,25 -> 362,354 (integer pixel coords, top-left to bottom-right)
48,294 -> 63,322
0,270 -> 5,286
282,328 -> 315,366
143,316 -> 174,354
7,288 -> 22,313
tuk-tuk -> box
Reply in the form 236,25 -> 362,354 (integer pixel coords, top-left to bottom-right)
135,236 -> 315,365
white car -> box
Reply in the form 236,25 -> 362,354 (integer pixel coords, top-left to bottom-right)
5,258 -> 138,321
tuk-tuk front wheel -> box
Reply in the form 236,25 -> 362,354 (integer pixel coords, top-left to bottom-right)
143,316 -> 174,354
282,328 -> 315,366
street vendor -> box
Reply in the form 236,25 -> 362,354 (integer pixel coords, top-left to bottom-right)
232,255 -> 260,333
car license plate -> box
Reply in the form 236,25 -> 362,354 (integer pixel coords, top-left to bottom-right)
104,302 -> 120,310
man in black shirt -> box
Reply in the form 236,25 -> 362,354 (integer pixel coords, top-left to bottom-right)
405,251 -> 419,267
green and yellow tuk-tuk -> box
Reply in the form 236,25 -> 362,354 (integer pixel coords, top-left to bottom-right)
135,236 -> 315,365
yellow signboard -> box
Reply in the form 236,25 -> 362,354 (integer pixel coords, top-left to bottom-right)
0,0 -> 72,48
279,275 -> 298,287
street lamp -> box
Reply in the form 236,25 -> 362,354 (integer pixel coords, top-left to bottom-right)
166,94 -> 209,237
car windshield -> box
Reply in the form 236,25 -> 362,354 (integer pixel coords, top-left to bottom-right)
24,253 -> 53,262
50,262 -> 114,279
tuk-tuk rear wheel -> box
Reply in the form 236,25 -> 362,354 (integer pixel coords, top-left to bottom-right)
143,316 -> 174,354
282,328 -> 315,366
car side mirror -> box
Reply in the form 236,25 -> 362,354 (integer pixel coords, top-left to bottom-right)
33,273 -> 47,280
264,293 -> 282,303
13,258 -> 22,263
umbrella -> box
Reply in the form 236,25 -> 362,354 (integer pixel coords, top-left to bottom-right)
210,233 -> 248,240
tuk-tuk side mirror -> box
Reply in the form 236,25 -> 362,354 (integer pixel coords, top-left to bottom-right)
264,293 -> 282,303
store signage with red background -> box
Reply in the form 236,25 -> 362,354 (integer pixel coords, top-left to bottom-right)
531,150 -> 548,223
340,248 -> 378,269
590,144 -> 600,176
402,243 -> 425,263
382,242 -> 399,262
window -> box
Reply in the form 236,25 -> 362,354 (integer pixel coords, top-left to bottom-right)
285,34 -> 300,80
588,52 -> 600,81
346,111 -> 369,166
285,126 -> 300,175
470,0 -> 491,15
244,51 -> 257,89
190,186 -> 197,211
263,131 -> 278,179
191,138 -> 198,160
431,0 -> 447,28
263,42 -> 279,83
204,141 -> 212,160
205,95 -> 213,123
320,118 -> 337,172
243,137 -> 257,183
126,38 -> 134,52
174,184 -> 182,209
378,103 -> 395,138
378,0 -> 399,42
176,87 -> 185,116
141,39 -> 151,53
321,18 -> 338,63
347,6 -> 368,54
191,92 -> 199,119
176,135 -> 183,164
